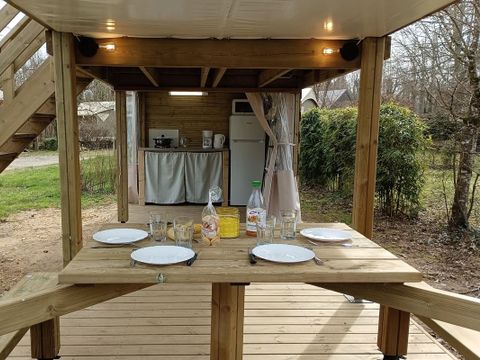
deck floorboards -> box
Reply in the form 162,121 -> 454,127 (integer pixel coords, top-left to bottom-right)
7,283 -> 456,360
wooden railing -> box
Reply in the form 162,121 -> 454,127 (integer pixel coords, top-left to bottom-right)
0,5 -> 47,105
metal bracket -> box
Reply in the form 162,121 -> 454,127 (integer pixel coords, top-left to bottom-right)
157,273 -> 166,283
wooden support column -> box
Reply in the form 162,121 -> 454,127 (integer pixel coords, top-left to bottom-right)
352,36 -> 385,239
30,318 -> 60,360
210,283 -> 245,360
115,91 -> 129,222
377,305 -> 410,359
293,91 -> 301,177
53,31 -> 82,266
0,64 -> 15,103
353,37 -> 409,360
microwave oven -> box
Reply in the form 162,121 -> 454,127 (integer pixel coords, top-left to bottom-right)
232,99 -> 254,114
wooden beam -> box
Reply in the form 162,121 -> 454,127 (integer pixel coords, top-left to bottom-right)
418,316 -> 480,360
211,68 -> 226,88
115,91 -> 129,222
52,32 -> 82,266
76,38 -> 362,69
139,66 -> 160,87
0,273 -> 57,359
258,69 -> 291,87
302,69 -> 352,88
352,37 -> 386,239
30,318 -> 60,359
377,305 -> 410,357
0,279 -> 149,337
0,64 -> 15,103
12,30 -> 46,71
200,67 -> 210,87
313,282 -> 480,332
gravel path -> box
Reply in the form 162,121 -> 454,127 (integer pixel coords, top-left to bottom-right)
5,153 -> 59,171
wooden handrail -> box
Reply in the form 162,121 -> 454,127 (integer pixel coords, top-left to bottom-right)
0,4 -> 19,32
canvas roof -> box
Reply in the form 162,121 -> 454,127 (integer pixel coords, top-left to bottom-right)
8,0 -> 454,39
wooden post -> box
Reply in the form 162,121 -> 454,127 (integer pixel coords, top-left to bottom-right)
138,149 -> 145,205
30,317 -> 60,360
115,91 -> 129,222
377,305 -> 410,359
210,283 -> 245,360
352,36 -> 385,239
52,31 -> 82,266
352,37 -> 410,359
0,64 -> 15,104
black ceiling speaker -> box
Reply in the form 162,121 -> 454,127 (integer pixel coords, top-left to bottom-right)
76,36 -> 98,57
340,41 -> 360,61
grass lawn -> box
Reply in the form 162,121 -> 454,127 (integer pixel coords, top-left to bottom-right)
0,159 -> 115,221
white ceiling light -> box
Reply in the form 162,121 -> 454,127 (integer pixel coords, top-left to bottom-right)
169,91 -> 207,96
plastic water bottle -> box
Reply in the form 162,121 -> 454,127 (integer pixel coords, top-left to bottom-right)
246,180 -> 266,237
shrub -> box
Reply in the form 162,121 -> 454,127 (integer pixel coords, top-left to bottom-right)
300,102 -> 426,217
39,137 -> 58,151
80,153 -> 116,195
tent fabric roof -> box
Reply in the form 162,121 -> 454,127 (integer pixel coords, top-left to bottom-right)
8,0 -> 454,39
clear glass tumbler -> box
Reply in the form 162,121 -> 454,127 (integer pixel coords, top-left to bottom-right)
280,209 -> 298,240
256,215 -> 276,246
174,216 -> 194,248
149,212 -> 167,242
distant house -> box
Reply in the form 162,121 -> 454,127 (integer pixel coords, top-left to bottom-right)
301,88 -> 354,112
77,101 -> 115,148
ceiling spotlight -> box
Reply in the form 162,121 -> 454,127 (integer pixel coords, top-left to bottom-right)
322,47 -> 338,55
323,21 -> 333,31
99,43 -> 116,51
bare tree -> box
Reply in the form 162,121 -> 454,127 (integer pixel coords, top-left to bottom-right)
393,0 -> 480,229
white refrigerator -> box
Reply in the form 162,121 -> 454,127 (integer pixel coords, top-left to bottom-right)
229,115 -> 266,205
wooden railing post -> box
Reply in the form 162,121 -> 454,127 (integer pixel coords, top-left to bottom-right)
353,37 -> 409,359
115,90 -> 129,222
52,31 -> 82,265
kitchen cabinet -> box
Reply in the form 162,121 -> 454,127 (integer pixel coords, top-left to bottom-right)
138,148 -> 228,206
185,152 -> 223,203
144,152 -> 186,204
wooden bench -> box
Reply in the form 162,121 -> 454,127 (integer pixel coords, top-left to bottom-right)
316,281 -> 480,360
0,273 -> 59,360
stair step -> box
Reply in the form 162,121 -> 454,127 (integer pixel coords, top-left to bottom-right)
12,133 -> 37,141
31,113 -> 55,122
0,152 -> 17,161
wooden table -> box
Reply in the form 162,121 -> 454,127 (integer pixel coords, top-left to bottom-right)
59,223 -> 422,360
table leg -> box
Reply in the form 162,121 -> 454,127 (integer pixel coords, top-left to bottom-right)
30,317 -> 60,359
211,283 -> 245,360
377,305 -> 410,360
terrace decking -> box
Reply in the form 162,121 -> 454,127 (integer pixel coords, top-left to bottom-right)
7,283 -> 456,359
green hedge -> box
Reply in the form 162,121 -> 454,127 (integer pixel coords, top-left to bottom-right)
300,102 -> 426,217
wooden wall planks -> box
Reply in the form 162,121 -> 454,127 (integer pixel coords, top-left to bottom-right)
144,92 -> 245,147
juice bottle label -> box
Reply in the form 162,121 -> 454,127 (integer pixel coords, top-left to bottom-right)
246,208 -> 265,233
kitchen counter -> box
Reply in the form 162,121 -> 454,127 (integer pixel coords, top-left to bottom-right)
140,147 -> 228,153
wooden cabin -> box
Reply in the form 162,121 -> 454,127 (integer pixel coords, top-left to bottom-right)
1,1 -> 480,360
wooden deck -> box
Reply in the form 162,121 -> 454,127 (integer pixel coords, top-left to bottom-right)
8,283 -> 456,359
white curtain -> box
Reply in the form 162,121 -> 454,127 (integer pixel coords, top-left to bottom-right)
246,93 -> 301,220
126,92 -> 139,203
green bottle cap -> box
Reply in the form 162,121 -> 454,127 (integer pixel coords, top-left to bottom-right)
252,180 -> 262,188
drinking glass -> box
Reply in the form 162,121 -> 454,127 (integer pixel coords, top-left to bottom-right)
256,215 -> 276,246
280,209 -> 298,240
174,216 -> 194,248
149,211 -> 167,242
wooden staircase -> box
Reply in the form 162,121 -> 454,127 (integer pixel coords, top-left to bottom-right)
0,4 -> 93,173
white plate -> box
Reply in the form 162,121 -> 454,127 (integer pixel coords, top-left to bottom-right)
252,244 -> 315,263
93,228 -> 149,245
300,228 -> 351,242
131,246 -> 195,265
